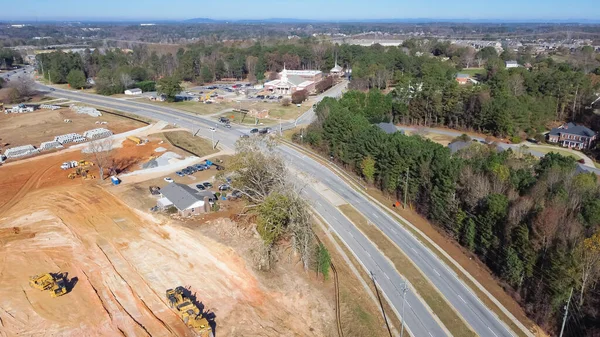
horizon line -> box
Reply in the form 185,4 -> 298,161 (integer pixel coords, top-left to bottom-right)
1,17 -> 600,24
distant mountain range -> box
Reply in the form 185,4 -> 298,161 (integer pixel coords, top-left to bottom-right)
184,17 -> 600,24
2,17 -> 599,25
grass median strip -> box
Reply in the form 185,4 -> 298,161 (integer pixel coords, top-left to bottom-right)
162,131 -> 218,157
337,204 -> 477,337
282,137 -> 535,337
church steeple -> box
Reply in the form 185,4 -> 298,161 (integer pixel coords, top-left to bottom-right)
281,63 -> 288,83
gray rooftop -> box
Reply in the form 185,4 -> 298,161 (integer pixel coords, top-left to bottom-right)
160,182 -> 204,210
549,122 -> 596,138
376,122 -> 402,134
456,73 -> 470,79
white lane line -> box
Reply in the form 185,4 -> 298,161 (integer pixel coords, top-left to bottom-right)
433,269 -> 441,277
488,327 -> 499,337
384,273 -> 391,280
406,301 -> 412,308
429,332 -> 433,337
458,295 -> 467,303
372,213 -> 379,219
411,247 -> 418,253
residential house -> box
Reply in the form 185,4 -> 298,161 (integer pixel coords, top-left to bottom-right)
157,183 -> 215,217
456,73 -> 470,85
376,122 -> 403,135
547,122 -> 597,150
505,60 -> 518,68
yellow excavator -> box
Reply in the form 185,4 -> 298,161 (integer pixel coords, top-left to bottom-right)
29,273 -> 67,298
166,287 -> 212,337
202,89 -> 217,103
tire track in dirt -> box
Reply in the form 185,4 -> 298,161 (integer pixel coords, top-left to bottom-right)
79,269 -> 127,337
96,243 -> 180,337
108,288 -> 152,337
0,160 -> 58,216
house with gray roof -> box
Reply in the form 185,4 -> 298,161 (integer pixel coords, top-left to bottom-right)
547,122 -> 597,150
157,182 -> 213,217
376,122 -> 403,135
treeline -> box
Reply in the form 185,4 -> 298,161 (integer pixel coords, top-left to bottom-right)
299,93 -> 600,336
0,47 -> 23,69
35,42 -> 599,139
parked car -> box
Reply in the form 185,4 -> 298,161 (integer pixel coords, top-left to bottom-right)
175,171 -> 185,177
195,184 -> 206,190
215,165 -> 225,171
250,128 -> 259,134
186,166 -> 197,173
240,134 -> 249,138
164,177 -> 174,183
219,117 -> 229,123
218,184 -> 230,191
193,163 -> 205,171
202,182 -> 213,188
231,190 -> 243,198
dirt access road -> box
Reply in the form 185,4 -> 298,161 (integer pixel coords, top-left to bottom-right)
0,143 -> 333,336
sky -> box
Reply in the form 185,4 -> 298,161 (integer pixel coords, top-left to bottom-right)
2,0 -> 600,22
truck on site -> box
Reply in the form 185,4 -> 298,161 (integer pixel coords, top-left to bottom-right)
29,273 -> 67,297
61,161 -> 79,170
166,286 -> 212,337
127,136 -> 145,145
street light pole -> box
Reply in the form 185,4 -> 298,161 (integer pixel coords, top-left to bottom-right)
210,128 -> 216,149
559,287 -> 574,337
400,280 -> 408,337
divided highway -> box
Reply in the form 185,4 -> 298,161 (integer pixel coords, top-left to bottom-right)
36,82 -> 519,337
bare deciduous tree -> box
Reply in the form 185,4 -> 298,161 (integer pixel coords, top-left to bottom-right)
120,73 -> 134,89
85,138 -> 113,180
230,137 -> 314,270
245,55 -> 258,83
8,77 -> 36,101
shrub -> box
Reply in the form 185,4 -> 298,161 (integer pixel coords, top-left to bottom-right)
281,97 -> 291,106
292,90 -> 308,104
135,80 -> 156,92
510,136 -> 522,144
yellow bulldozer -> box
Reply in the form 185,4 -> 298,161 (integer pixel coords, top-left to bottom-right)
67,167 -> 95,180
166,287 -> 212,337
29,273 -> 67,298
79,160 -> 94,167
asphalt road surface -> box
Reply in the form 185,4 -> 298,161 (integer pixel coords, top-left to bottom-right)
35,81 -> 518,337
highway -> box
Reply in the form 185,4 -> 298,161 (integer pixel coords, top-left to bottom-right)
32,79 -> 520,337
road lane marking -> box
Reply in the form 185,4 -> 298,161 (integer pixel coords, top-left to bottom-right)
458,295 -> 467,303
433,269 -> 441,277
488,327 -> 499,337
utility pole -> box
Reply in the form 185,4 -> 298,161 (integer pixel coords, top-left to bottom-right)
403,167 -> 409,209
400,280 -> 408,337
559,287 -> 574,337
209,128 -> 216,149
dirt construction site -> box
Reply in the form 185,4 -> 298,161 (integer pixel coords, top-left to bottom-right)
0,125 -> 337,336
